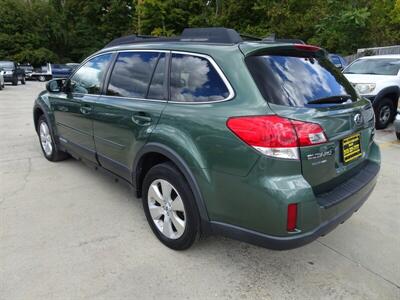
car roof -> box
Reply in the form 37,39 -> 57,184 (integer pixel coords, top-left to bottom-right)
98,41 -> 320,60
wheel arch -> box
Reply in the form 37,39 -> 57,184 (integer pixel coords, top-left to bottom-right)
133,143 -> 210,224
33,99 -> 56,137
33,105 -> 45,132
374,86 -> 399,108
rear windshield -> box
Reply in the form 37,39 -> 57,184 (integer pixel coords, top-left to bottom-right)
246,55 -> 358,107
343,58 -> 400,76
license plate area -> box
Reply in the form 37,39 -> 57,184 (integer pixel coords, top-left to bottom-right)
342,133 -> 362,164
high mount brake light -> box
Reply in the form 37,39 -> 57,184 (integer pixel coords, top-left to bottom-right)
226,115 -> 327,160
294,44 -> 321,52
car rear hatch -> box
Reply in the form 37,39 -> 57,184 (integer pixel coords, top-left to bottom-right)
241,43 -> 377,203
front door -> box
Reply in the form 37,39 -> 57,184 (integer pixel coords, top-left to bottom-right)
51,53 -> 113,162
92,51 -> 168,180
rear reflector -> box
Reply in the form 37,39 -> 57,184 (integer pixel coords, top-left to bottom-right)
226,115 -> 327,160
287,203 -> 298,232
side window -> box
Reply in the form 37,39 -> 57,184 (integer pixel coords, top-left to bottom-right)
147,53 -> 166,100
170,53 -> 230,102
107,51 -> 159,98
70,53 -> 112,95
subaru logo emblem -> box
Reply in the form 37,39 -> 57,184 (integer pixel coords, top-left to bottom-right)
354,113 -> 363,126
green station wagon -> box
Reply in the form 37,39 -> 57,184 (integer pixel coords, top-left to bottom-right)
33,28 -> 380,250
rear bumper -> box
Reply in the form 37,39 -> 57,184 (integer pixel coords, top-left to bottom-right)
211,162 -> 379,250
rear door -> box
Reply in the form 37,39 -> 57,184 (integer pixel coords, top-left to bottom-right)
92,51 -> 168,180
245,48 -> 376,191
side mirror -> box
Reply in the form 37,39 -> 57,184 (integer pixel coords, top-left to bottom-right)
46,79 -> 65,93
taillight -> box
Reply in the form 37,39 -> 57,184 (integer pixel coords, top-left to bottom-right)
287,203 -> 298,232
226,115 -> 327,160
291,121 -> 327,146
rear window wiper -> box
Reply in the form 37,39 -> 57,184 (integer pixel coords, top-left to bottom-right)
307,95 -> 352,105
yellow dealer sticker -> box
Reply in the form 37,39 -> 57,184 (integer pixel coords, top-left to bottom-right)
342,133 -> 362,164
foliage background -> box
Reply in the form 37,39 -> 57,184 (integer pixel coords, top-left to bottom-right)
0,0 -> 399,65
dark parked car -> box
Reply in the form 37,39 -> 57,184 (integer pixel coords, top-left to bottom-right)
33,28 -> 380,250
329,54 -> 347,70
0,61 -> 26,85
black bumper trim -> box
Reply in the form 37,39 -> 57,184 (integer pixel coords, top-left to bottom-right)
210,181 -> 376,250
316,161 -> 380,208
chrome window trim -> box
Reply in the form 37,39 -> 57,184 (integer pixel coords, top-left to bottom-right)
168,50 -> 235,104
99,94 -> 167,103
70,49 -> 235,104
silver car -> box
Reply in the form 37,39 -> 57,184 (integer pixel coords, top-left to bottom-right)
0,68 -> 5,90
395,109 -> 400,140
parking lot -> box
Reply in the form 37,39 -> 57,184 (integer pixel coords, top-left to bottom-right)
0,82 -> 399,299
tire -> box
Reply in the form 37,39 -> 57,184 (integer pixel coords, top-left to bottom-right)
21,76 -> 26,84
0,83 -> 2,90
375,98 -> 395,129
12,77 -> 18,85
396,132 -> 400,140
142,162 -> 200,250
37,115 -> 69,162
38,75 -> 46,82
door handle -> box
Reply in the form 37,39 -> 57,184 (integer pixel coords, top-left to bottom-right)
80,105 -> 92,115
131,114 -> 152,126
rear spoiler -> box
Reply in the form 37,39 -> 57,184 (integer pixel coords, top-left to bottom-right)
240,43 -> 328,58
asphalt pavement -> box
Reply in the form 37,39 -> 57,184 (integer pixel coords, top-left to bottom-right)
1,82 -> 399,299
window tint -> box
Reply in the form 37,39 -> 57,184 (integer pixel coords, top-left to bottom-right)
246,55 -> 358,107
70,53 -> 112,94
147,53 -> 166,100
170,53 -> 230,102
344,59 -> 400,76
107,52 -> 159,98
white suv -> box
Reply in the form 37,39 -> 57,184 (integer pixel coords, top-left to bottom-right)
343,55 -> 400,129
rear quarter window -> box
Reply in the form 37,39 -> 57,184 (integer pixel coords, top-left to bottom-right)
170,53 -> 230,102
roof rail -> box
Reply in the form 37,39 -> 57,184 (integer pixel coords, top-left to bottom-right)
104,34 -> 178,48
103,27 -> 305,48
240,34 -> 262,41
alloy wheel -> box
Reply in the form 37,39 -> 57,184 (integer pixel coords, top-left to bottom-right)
147,179 -> 186,239
379,105 -> 391,124
39,122 -> 53,156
